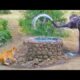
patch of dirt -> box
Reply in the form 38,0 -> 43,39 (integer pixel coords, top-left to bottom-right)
41,56 -> 80,70
62,28 -> 79,52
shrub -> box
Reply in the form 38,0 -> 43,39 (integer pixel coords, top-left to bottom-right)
19,10 -> 69,38
0,10 -> 11,14
0,19 -> 12,47
0,19 -> 8,30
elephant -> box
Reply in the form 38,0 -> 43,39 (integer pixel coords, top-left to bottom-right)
52,14 -> 80,54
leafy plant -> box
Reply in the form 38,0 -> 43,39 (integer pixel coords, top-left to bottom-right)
0,19 -> 12,47
0,19 -> 8,30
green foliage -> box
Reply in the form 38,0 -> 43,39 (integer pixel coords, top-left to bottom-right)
0,19 -> 12,47
0,30 -> 12,43
0,19 -> 8,30
19,10 -> 69,37
24,10 -> 67,22
0,10 -> 11,14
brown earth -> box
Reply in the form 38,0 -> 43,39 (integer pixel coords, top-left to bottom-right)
62,28 -> 79,52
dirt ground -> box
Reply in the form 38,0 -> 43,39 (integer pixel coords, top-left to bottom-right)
0,11 -> 80,70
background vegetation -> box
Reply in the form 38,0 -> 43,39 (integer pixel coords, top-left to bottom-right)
0,10 -> 11,14
19,10 -> 69,37
0,19 -> 12,47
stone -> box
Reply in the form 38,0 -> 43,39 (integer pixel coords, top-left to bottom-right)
43,55 -> 48,59
12,37 -> 66,68
48,52 -> 53,56
38,59 -> 43,62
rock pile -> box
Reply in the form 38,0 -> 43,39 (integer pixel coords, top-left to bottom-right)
11,37 -> 69,69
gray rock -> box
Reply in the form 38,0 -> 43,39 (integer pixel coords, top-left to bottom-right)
12,37 -> 66,68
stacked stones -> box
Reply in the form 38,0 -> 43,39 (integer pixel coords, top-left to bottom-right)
12,37 -> 69,68
25,39 -> 64,61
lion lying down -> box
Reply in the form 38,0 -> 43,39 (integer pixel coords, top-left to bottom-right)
0,47 -> 17,66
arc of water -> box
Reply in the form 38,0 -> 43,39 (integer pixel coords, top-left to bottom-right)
32,14 -> 53,29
